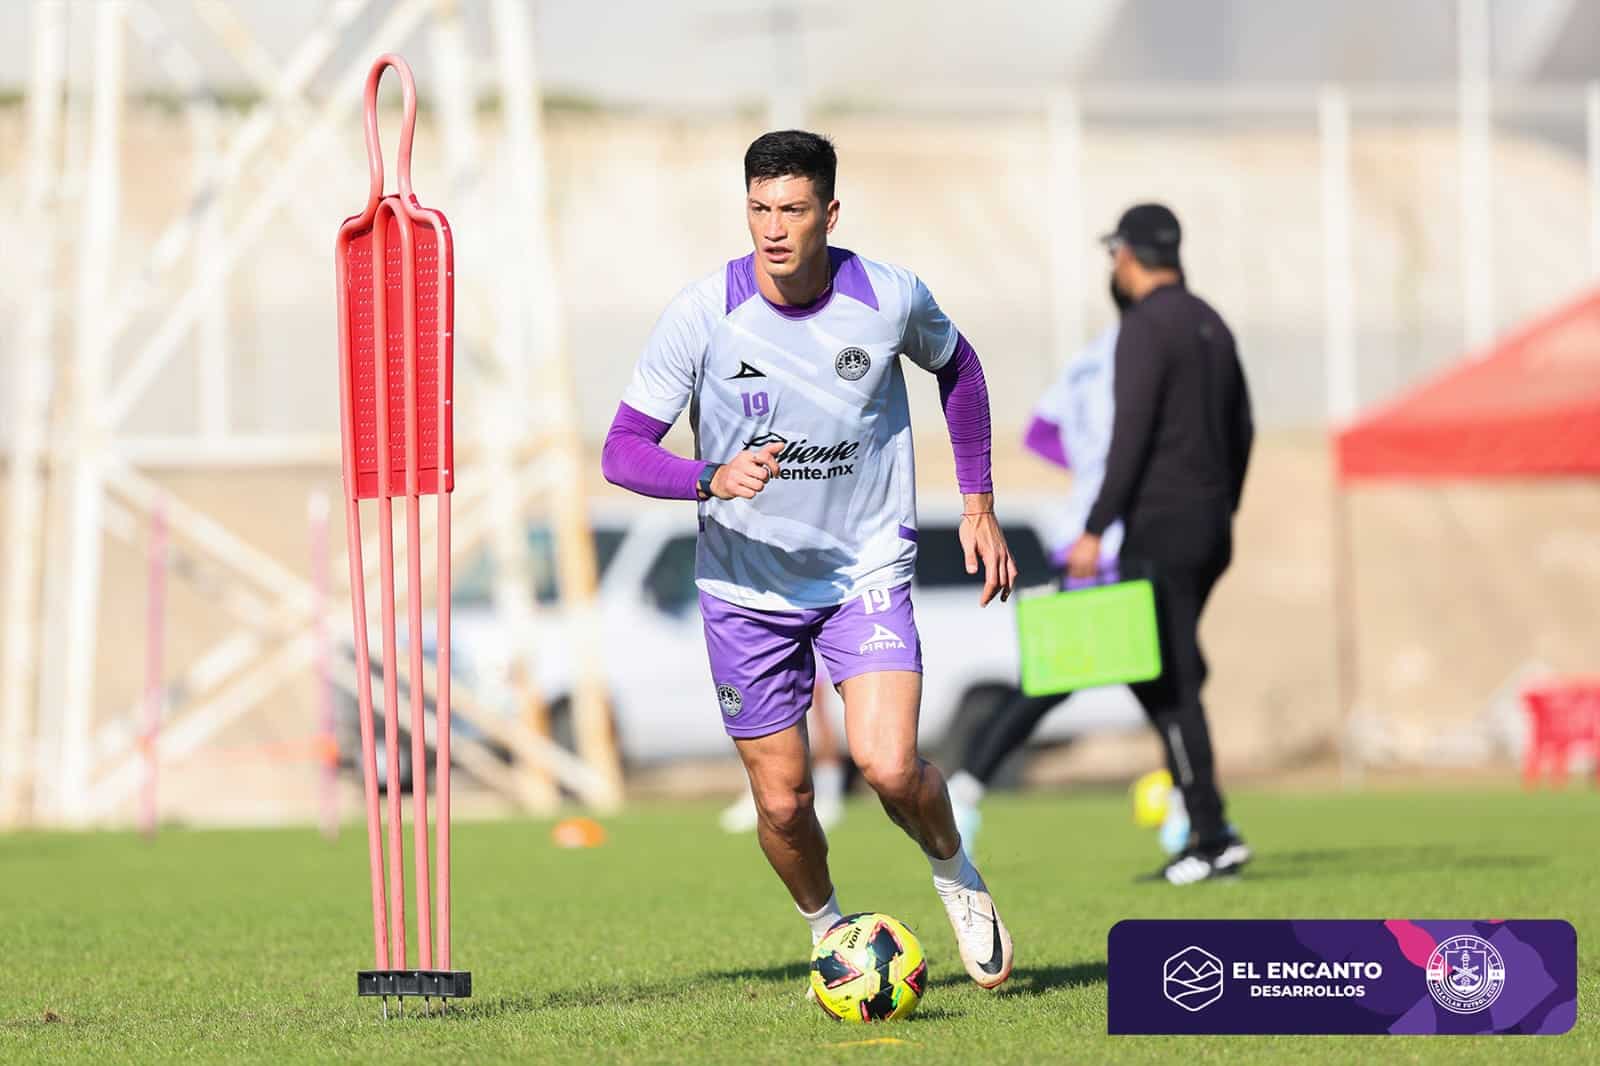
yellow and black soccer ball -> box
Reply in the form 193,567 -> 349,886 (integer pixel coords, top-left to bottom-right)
809,912 -> 927,1022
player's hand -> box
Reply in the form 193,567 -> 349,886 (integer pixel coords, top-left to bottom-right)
959,508 -> 1018,606
1065,533 -> 1102,579
710,442 -> 783,499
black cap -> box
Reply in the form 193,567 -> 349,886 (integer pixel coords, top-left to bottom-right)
1102,203 -> 1182,261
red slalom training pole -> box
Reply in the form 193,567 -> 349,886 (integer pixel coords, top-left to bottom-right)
335,52 -> 465,1016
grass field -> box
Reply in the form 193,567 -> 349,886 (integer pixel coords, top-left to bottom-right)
1,787 -> 1595,1064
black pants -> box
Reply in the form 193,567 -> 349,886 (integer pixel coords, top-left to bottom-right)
958,510 -> 1234,846
961,690 -> 1064,783
1123,509 -> 1233,846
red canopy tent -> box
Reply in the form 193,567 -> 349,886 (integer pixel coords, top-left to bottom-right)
1338,289 -> 1600,481
1330,287 -> 1600,775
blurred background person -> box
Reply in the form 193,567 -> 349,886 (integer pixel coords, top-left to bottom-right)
947,317 -> 1127,857
1066,203 -> 1254,886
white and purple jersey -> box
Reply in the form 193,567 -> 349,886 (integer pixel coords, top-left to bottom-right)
1025,323 -> 1125,563
620,248 -> 959,610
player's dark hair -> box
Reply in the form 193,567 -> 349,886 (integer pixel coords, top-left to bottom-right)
744,130 -> 836,204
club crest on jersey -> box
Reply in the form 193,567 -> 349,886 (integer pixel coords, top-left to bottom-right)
715,684 -> 743,718
834,347 -> 871,381
859,623 -> 908,655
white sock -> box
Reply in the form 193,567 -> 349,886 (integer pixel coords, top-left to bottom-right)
947,769 -> 985,809
799,890 -> 843,944
813,761 -> 844,803
928,844 -> 984,895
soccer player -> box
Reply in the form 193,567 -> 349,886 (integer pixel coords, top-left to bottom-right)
601,131 -> 1017,988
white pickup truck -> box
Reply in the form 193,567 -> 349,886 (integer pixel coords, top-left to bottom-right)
336,496 -> 1144,787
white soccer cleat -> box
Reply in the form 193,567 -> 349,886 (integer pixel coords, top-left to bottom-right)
939,881 -> 1014,989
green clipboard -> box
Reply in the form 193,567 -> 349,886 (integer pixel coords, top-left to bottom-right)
1015,577 -> 1163,697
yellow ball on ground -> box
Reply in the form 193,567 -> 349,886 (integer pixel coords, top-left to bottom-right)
1131,769 -> 1173,827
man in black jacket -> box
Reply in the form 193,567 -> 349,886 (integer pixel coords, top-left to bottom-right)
1066,203 -> 1254,885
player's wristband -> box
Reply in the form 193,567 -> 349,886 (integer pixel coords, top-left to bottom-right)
696,463 -> 721,501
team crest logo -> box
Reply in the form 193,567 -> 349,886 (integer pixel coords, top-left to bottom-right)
1426,935 -> 1506,1014
715,684 -> 743,718
1162,945 -> 1224,1012
834,347 -> 871,381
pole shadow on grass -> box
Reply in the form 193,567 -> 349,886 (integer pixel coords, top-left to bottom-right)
928,961 -> 1107,998
1236,845 -> 1548,882
443,959 -> 1108,1022
456,963 -> 829,1020
706,961 -> 811,984
448,977 -> 713,1021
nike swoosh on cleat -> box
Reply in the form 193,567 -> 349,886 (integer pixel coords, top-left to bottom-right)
977,904 -> 1005,975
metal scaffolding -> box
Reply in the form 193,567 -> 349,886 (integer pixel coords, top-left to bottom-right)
1,0 -> 623,827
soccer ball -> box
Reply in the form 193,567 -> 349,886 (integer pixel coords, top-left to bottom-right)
1131,768 -> 1173,827
809,912 -> 927,1022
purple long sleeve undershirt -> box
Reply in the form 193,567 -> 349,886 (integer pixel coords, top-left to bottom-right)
601,402 -> 702,500
1022,414 -> 1070,469
603,332 -> 994,500
937,333 -> 994,494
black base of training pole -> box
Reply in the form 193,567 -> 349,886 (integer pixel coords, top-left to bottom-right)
357,969 -> 473,1000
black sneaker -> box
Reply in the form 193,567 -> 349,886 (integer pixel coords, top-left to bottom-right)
1141,834 -> 1252,885
1210,834 -> 1253,874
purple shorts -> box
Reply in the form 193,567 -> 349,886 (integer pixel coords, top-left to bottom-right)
699,584 -> 924,739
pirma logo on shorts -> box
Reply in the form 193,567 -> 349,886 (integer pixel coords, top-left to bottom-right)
858,624 -> 908,655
